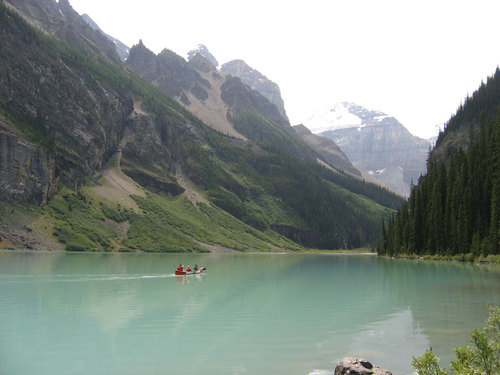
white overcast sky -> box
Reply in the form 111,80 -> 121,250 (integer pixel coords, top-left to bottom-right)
69,0 -> 500,139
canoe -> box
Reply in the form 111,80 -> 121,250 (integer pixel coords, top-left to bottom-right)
175,267 -> 206,275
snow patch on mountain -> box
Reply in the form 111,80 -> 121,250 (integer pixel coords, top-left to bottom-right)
303,102 -> 391,134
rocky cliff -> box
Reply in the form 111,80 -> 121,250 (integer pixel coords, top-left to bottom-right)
4,0 -> 121,64
0,4 -> 134,199
221,59 -> 289,122
81,13 -> 129,62
187,44 -> 219,68
127,42 -> 211,105
293,124 -> 361,176
0,119 -> 56,205
126,42 -> 295,142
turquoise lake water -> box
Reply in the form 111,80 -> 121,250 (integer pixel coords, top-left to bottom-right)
1,252 -> 499,375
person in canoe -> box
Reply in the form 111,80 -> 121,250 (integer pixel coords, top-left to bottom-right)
194,264 -> 198,271
177,264 -> 184,272
186,265 -> 192,272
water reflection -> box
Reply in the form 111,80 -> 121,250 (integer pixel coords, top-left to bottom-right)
348,309 -> 429,374
87,287 -> 144,334
1,252 -> 499,375
176,274 -> 205,285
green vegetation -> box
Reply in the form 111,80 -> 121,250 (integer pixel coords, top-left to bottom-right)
124,192 -> 301,252
379,69 -> 500,259
186,121 -> 402,249
0,3 -> 404,250
49,189 -> 117,251
412,306 -> 500,375
42,185 -> 301,252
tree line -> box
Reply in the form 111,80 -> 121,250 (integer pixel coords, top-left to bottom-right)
378,69 -> 500,259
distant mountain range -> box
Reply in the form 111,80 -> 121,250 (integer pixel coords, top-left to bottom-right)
304,102 -> 431,196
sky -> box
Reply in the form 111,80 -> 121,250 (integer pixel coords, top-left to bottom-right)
68,0 -> 500,139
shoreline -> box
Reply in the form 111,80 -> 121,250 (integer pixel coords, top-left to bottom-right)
0,248 -> 377,255
379,253 -> 500,265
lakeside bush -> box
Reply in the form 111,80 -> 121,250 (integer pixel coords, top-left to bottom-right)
412,305 -> 500,374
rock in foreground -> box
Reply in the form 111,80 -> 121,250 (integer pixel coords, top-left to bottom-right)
335,357 -> 392,375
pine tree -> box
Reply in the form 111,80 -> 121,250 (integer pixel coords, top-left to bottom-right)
378,67 -> 500,259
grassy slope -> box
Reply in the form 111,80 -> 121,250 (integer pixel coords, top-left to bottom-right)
0,165 -> 302,252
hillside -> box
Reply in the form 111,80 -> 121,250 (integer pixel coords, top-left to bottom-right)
378,68 -> 500,259
432,67 -> 500,163
0,1 -> 403,251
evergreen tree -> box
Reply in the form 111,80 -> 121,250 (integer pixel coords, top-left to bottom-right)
378,68 -> 500,259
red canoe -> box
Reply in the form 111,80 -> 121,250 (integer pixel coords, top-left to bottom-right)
175,267 -> 206,275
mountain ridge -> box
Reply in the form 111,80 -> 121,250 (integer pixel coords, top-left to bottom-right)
0,0 -> 403,252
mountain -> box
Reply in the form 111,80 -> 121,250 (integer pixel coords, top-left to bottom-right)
432,68 -> 500,163
187,44 -> 219,68
305,102 -> 430,196
0,1 -> 403,252
378,68 -> 500,259
221,59 -> 289,122
126,42 -> 315,161
81,13 -> 130,62
4,0 -> 122,64
292,125 -> 361,177
125,41 -> 291,141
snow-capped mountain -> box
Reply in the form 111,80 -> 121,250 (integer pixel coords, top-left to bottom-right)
304,102 -> 390,134
304,102 -> 431,197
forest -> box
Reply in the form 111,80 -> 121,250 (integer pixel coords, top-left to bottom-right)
378,68 -> 500,260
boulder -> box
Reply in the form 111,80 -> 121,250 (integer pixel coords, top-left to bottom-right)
334,357 -> 392,375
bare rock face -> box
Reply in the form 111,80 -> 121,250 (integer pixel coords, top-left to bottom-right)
0,2 -> 133,203
312,103 -> 430,197
335,357 -> 392,375
0,121 -> 57,205
293,124 -> 361,176
5,0 -> 121,63
126,42 -> 211,105
221,59 -> 289,123
187,44 -> 219,68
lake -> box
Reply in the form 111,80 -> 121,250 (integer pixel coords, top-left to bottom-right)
1,252 -> 499,375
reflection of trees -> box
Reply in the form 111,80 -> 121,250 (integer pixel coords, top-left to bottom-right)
380,258 -> 500,366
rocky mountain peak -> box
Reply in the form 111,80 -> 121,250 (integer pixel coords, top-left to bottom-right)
126,40 -> 157,76
56,0 -> 72,13
221,59 -> 288,122
188,53 -> 217,74
187,44 -> 218,68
